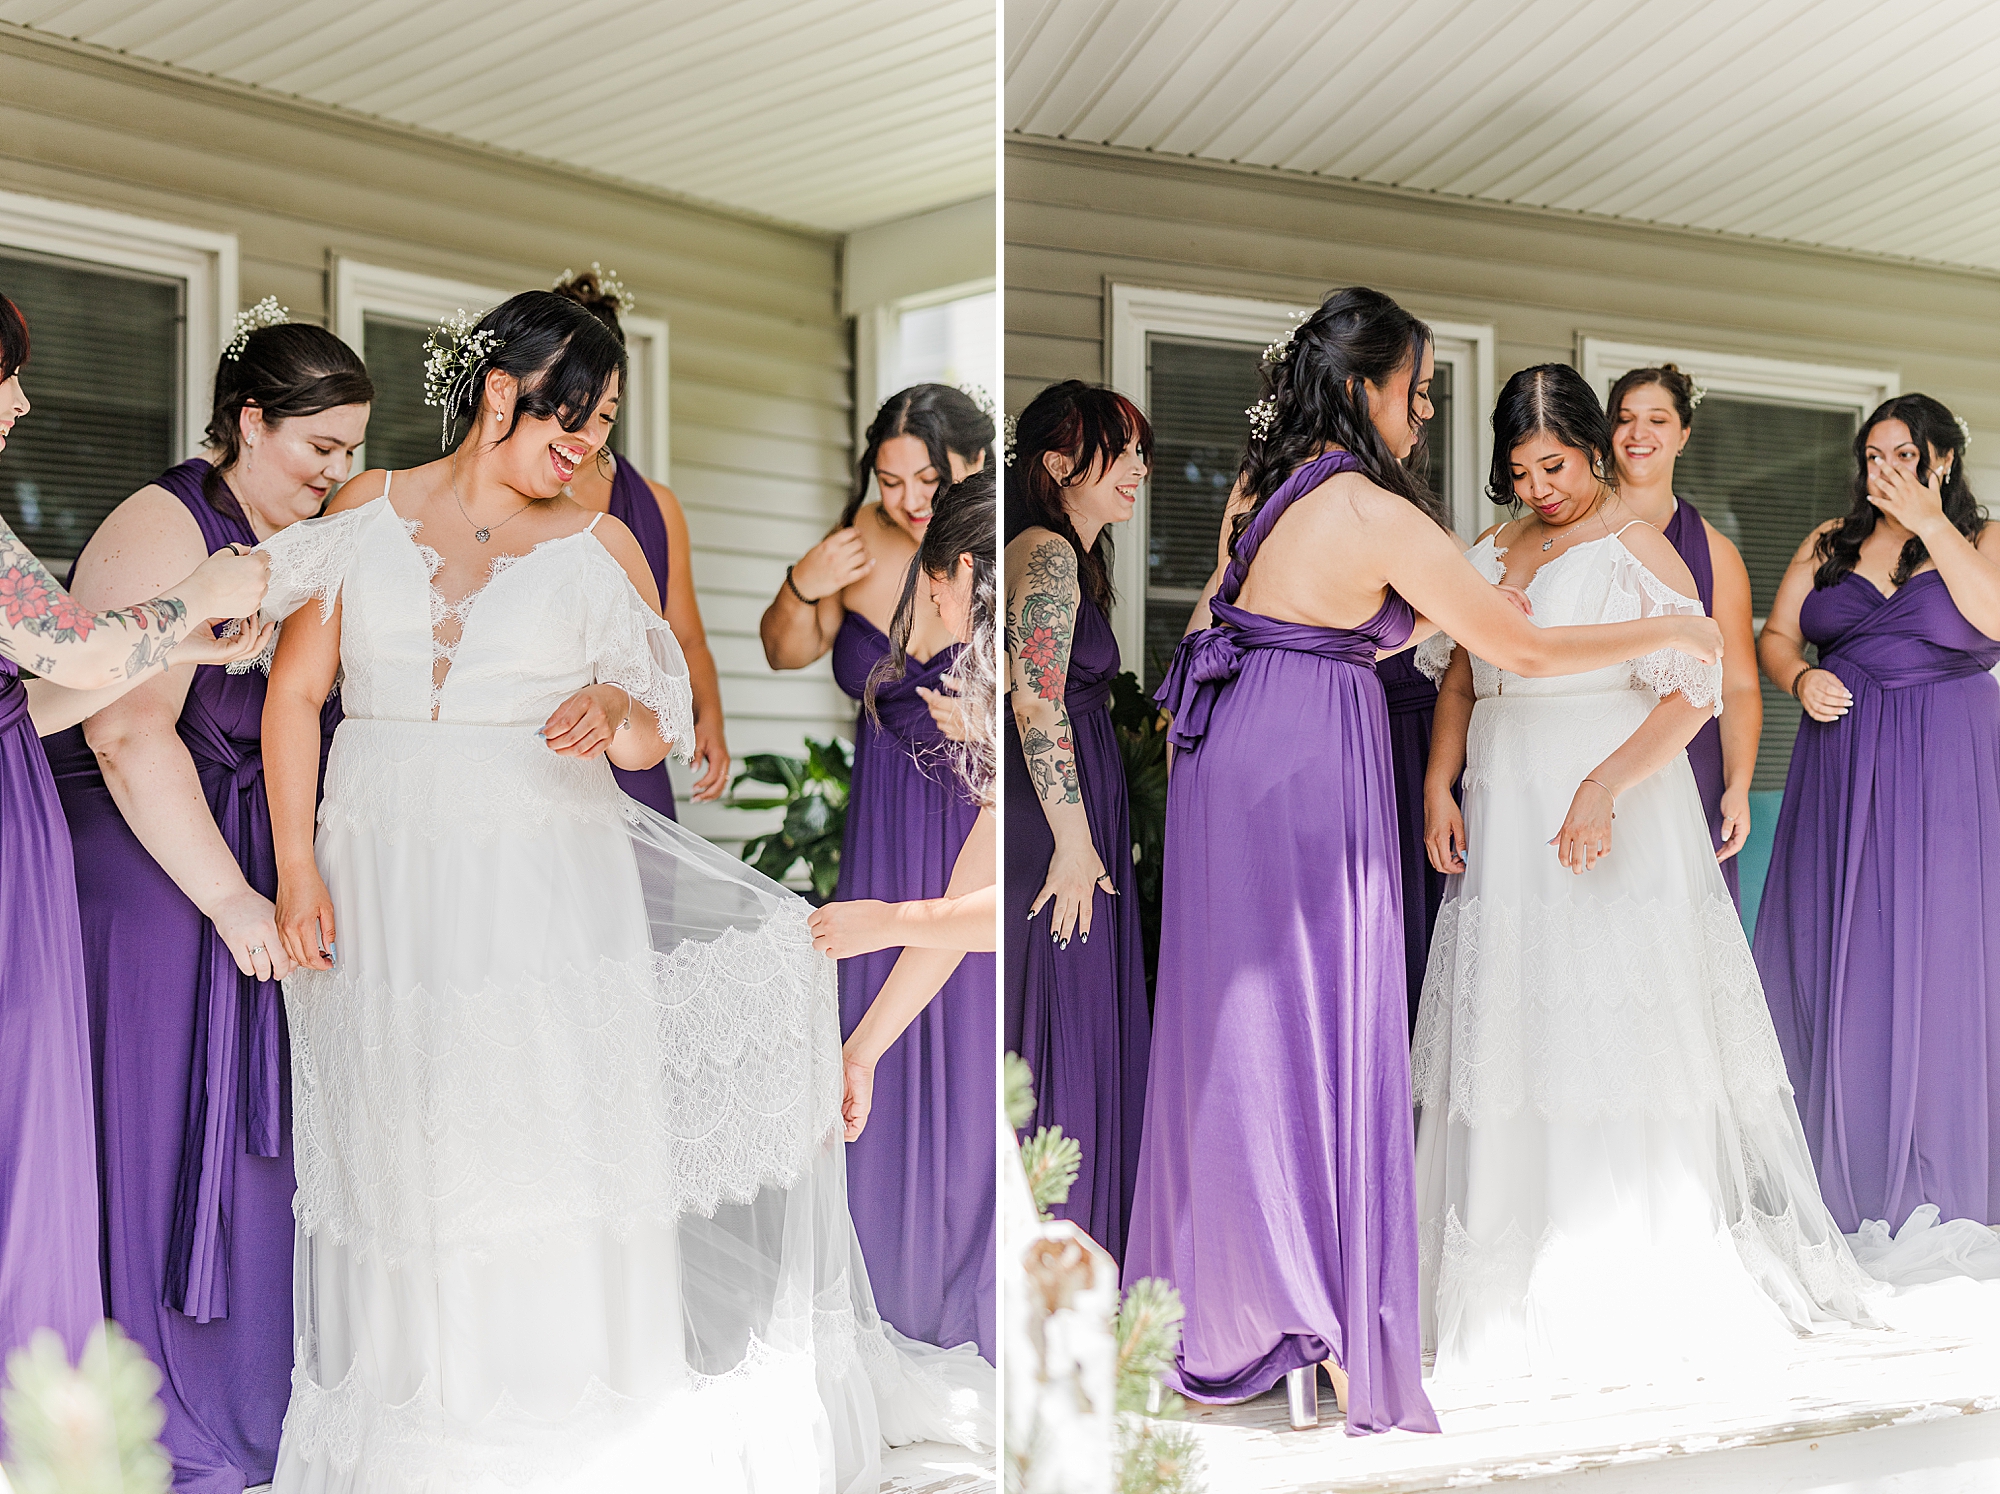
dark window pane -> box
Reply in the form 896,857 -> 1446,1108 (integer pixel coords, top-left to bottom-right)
362,317 -> 439,475
0,249 -> 180,570
1674,393 -> 1855,790
1420,359 -> 1452,513
1144,337 -> 1263,689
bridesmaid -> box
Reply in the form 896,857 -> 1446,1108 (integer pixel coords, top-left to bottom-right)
760,384 -> 995,1359
0,292 -> 268,1430
45,313 -> 370,1491
1126,287 -> 1722,1432
1003,380 -> 1153,1262
551,266 -> 729,811
1607,364 -> 1761,901
1754,393 -> 2000,1235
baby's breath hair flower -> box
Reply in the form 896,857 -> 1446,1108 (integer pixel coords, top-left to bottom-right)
225,296 -> 289,361
1688,378 -> 1708,410
1001,413 -> 1018,467
422,308 -> 504,449
1247,397 -> 1278,440
959,382 -> 998,426
1956,414 -> 1972,448
1261,311 -> 1309,366
555,261 -> 633,312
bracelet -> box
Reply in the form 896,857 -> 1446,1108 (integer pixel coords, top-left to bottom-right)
1789,666 -> 1819,703
785,564 -> 819,607
612,684 -> 631,730
1583,776 -> 1615,799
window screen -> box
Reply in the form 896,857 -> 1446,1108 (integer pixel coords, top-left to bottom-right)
0,249 -> 180,569
1144,337 -> 1263,690
1674,393 -> 1856,790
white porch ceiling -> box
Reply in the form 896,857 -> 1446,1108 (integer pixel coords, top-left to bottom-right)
2,0 -> 995,233
1008,0 -> 2000,273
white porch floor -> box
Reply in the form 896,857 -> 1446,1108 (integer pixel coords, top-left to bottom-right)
1178,1277 -> 2000,1493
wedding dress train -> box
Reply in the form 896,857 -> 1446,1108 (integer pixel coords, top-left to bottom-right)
1410,529 -> 1882,1385
255,481 -> 989,1492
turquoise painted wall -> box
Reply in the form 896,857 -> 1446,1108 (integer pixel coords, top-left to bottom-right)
1736,789 -> 1785,938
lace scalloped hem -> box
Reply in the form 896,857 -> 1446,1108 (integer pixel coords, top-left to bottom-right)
1411,890 -> 1791,1126
288,931 -> 841,1268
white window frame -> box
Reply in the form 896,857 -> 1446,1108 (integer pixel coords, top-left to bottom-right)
331,258 -> 669,479
1108,282 -> 1494,668
0,187 -> 238,461
1579,337 -> 1898,425
852,275 -> 997,449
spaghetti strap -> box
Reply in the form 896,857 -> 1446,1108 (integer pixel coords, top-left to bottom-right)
586,513 -> 604,533
383,471 -> 394,498
1612,518 -> 1653,538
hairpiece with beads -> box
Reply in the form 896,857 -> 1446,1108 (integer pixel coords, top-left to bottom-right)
225,296 -> 289,361
422,308 -> 504,449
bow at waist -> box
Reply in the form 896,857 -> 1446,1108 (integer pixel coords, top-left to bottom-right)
1154,600 -> 1380,750
1066,674 -> 1114,719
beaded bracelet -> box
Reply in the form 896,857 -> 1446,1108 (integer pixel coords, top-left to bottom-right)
785,565 -> 819,606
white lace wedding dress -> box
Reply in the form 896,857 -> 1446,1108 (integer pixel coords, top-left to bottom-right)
1409,528 -> 1882,1385
253,479 -> 990,1493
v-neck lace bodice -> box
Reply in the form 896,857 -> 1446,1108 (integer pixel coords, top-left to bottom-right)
257,484 -> 694,744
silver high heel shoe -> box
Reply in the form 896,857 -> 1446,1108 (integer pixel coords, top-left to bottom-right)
1285,1365 -> 1318,1429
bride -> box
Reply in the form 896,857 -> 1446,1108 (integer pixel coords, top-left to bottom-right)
257,291 -> 989,1491
1411,364 -> 1881,1384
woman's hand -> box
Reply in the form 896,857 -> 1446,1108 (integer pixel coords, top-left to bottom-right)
1424,786 -> 1467,874
1867,460 -> 1950,541
1550,778 -> 1616,873
917,679 -> 968,741
688,714 -> 731,801
1794,666 -> 1852,724
1668,614 -> 1724,665
791,528 -> 873,602
1496,583 -> 1533,617
183,544 -> 271,621
809,899 -> 897,960
274,868 -> 336,973
1029,835 -> 1115,948
840,1047 -> 876,1142
1716,785 -> 1751,864
212,885 -> 296,982
540,685 -> 626,758
174,617 -> 276,670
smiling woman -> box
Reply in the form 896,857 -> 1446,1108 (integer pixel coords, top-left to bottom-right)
38,312 -> 373,1489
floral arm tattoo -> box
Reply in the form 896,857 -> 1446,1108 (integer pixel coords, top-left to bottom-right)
0,518 -> 195,680
1007,536 -> 1082,807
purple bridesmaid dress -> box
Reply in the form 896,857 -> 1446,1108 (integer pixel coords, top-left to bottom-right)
45,460 -> 340,1493
1128,450 -> 1439,1436
606,454 -> 677,819
1662,497 -> 1740,905
1753,568 -> 2000,1233
831,612 -> 996,1360
0,658 -> 100,1445
1375,652 -> 1445,1029
1003,592 -> 1150,1262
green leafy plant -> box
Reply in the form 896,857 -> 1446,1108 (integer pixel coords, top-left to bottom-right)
1108,670 -> 1170,992
727,735 -> 852,903
2,1323 -> 171,1494
1009,1055 -> 1205,1494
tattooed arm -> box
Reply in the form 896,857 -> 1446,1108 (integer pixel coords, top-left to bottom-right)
0,510 -> 267,704
1006,529 -> 1115,948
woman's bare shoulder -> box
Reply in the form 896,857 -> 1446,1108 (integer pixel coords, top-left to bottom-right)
1614,519 -> 1700,600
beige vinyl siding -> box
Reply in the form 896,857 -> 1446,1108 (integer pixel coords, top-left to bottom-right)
0,29 -> 858,852
1004,138 -> 2000,449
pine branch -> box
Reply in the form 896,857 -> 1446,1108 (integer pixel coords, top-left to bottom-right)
1018,1124 -> 1082,1217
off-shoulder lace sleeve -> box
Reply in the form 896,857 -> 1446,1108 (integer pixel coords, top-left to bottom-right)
589,574 -> 696,763
1412,628 -> 1459,683
258,505 -> 369,624
1609,543 -> 1724,716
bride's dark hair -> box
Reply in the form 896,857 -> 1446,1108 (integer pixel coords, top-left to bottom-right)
1812,394 -> 1979,591
1487,364 -> 1617,508
869,469 -> 997,804
1236,286 -> 1443,550
445,291 -> 626,451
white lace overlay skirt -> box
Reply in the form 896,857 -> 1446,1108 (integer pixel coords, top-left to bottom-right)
272,718 -> 990,1494
1412,690 -> 1882,1385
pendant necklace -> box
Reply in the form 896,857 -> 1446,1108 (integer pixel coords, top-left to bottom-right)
451,449 -> 533,545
